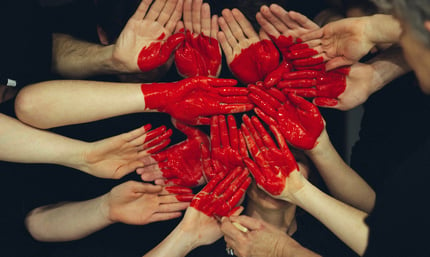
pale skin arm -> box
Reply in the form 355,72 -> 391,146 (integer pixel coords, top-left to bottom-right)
0,113 -> 165,179
305,128 -> 375,213
15,80 -> 145,129
25,181 -> 189,242
285,177 -> 369,256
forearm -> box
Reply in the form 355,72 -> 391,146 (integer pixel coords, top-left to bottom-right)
289,179 -> 369,256
15,80 -> 146,129
306,130 -> 375,212
0,113 -> 91,171
52,33 -> 118,79
25,196 -> 112,242
365,14 -> 401,45
143,225 -> 195,257
366,45 -> 411,94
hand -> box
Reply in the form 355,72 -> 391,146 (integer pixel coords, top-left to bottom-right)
141,76 -> 253,125
278,67 -> 350,107
137,119 -> 209,187
299,16 -> 376,71
112,0 -> 185,73
222,215 -> 319,257
218,8 -> 280,84
248,84 -> 324,150
241,114 -> 300,197
101,181 -> 192,225
83,124 -> 171,179
174,0 -> 222,78
256,5 -> 322,71
208,115 -> 248,180
191,166 -> 251,218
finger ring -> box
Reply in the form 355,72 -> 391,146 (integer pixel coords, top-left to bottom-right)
226,247 -> 235,256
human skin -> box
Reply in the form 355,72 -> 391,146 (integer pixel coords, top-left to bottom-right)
174,0 -> 222,78
25,181 -> 192,242
14,77 -> 253,129
0,113 -> 170,179
51,0 -> 183,79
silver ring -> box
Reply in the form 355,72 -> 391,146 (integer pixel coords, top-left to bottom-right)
226,247 -> 235,256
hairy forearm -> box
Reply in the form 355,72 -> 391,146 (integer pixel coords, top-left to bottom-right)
0,113 -> 89,170
289,180 -> 369,256
52,33 -> 117,79
25,196 -> 112,242
15,80 -> 145,129
306,130 -> 375,213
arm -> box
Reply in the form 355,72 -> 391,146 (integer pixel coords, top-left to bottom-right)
15,77 -> 252,128
0,113 -> 170,178
241,115 -> 369,255
52,0 -> 183,79
25,181 -> 192,242
143,164 -> 250,257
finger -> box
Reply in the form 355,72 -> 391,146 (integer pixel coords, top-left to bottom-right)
145,0 -> 168,21
138,167 -> 163,182
250,116 -> 277,149
242,114 -> 264,150
201,3 -> 211,36
268,124 -> 288,152
158,201 -> 190,212
256,11 -> 280,38
192,0 -> 203,34
243,158 -> 265,185
254,107 -> 277,127
171,118 -> 201,138
130,181 -> 163,193
165,0 -> 184,34
131,0 -> 152,20
183,0 -> 193,32
231,8 -> 258,40
163,186 -> 193,195
288,10 -> 319,31
313,97 -> 338,108
145,137 -> 171,154
229,215 -> 264,231
227,115 -> 239,150
144,125 -> 169,143
221,9 -> 246,42
218,115 -> 230,148
269,4 -> 301,30
174,21 -> 185,33
192,116 -> 211,126
211,15 -> 219,39
147,212 -> 183,223
217,30 -> 233,60
207,77 -> 238,87
260,5 -> 289,33
210,115 -> 221,149
156,0 -> 178,26
216,103 -> 254,114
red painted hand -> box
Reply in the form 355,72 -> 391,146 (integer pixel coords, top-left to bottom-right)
138,33 -> 185,72
208,115 -> 247,179
248,84 -> 324,150
191,166 -> 251,217
175,30 -> 222,78
141,77 -> 253,125
278,67 -> 350,107
138,119 -> 209,187
241,115 -> 298,197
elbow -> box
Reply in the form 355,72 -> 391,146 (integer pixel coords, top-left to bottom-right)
15,85 -> 51,129
25,208 -> 51,242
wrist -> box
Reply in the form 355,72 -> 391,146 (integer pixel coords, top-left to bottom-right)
366,14 -> 401,44
140,82 -> 176,110
98,194 -> 117,226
